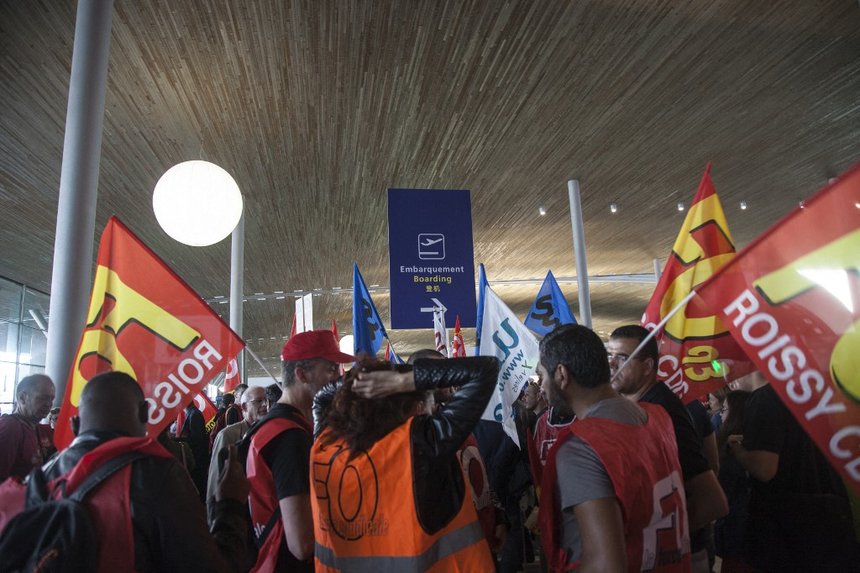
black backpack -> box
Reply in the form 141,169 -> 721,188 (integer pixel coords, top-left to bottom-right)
0,451 -> 144,573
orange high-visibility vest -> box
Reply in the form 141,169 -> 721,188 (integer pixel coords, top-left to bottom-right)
311,418 -> 494,572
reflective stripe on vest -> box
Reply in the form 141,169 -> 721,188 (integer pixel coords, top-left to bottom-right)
315,519 -> 486,572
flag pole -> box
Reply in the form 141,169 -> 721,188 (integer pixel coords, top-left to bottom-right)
568,179 -> 593,328
610,290 -> 698,383
244,346 -> 280,385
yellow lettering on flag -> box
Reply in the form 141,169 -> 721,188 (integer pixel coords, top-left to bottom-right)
70,265 -> 200,406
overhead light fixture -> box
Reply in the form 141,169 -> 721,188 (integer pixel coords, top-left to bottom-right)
609,203 -> 618,214
152,160 -> 243,246
739,201 -> 748,210
677,202 -> 685,212
855,202 -> 860,209
799,200 -> 806,209
538,206 -> 547,216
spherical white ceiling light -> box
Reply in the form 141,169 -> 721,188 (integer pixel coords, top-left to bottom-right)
152,160 -> 243,246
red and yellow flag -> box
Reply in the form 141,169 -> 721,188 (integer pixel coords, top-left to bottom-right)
55,217 -> 245,449
697,164 -> 860,494
642,164 -> 753,402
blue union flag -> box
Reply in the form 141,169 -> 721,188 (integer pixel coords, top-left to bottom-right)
524,270 -> 577,336
352,263 -> 388,356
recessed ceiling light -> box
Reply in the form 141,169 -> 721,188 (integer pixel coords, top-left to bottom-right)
677,202 -> 685,212
538,206 -> 547,216
739,201 -> 747,210
609,203 -> 618,214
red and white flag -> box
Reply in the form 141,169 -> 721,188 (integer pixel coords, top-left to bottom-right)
642,164 -> 753,402
223,355 -> 241,393
55,217 -> 245,449
451,315 -> 466,357
434,309 -> 449,357
697,164 -> 860,495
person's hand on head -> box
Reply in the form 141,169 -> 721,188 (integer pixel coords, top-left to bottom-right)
352,369 -> 415,399
215,445 -> 250,503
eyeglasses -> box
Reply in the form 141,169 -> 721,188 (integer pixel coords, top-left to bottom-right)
606,353 -> 641,365
303,359 -> 338,374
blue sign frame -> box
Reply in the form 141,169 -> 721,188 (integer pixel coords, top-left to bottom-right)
387,189 -> 477,329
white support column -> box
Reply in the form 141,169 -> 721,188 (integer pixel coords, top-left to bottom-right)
45,0 -> 115,402
230,212 -> 245,381
567,179 -> 592,328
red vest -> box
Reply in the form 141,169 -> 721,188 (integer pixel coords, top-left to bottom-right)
539,403 -> 691,572
246,414 -> 312,573
527,407 -> 572,490
311,418 -> 495,572
0,435 -> 171,573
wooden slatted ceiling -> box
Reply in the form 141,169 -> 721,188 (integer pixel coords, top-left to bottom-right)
1,0 -> 858,375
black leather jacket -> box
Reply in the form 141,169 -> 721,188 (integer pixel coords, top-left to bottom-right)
42,430 -> 249,572
408,357 -> 500,533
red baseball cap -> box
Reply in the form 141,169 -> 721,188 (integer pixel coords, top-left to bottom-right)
281,330 -> 354,363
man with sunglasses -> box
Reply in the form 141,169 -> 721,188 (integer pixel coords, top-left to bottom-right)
244,330 -> 353,572
608,325 -> 728,573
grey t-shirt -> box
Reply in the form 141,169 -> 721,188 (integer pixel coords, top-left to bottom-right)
556,397 -> 647,564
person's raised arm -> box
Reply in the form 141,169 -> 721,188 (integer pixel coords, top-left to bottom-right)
728,435 -> 779,482
353,357 -> 499,458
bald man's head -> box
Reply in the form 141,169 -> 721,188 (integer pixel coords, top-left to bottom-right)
240,385 -> 268,424
15,374 -> 55,421
77,372 -> 148,437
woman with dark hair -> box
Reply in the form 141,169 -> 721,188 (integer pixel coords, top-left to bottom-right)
310,356 -> 499,572
715,390 -> 754,572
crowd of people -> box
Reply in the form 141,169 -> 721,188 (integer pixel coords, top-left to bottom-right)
0,324 -> 857,572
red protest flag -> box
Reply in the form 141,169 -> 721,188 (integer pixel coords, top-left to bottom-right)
331,319 -> 339,343
176,392 -> 220,434
697,164 -> 860,495
452,315 -> 466,357
54,217 -> 245,449
197,393 -> 220,433
642,164 -> 753,402
223,355 -> 241,393
290,313 -> 298,338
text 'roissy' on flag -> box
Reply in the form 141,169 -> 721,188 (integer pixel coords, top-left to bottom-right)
696,162 -> 860,496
